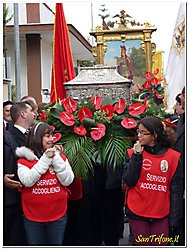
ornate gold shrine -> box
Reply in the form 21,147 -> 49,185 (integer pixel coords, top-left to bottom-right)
90,10 -> 157,76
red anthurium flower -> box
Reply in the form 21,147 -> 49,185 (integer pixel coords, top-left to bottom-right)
153,68 -> 159,75
40,112 -> 47,122
156,93 -> 163,99
114,99 -> 126,114
63,98 -> 77,113
136,84 -> 144,90
74,126 -> 87,136
50,125 -> 55,131
121,118 -> 137,129
101,104 -> 114,119
97,123 -> 106,135
53,133 -> 62,143
145,72 -> 153,80
91,96 -> 102,110
78,107 -> 93,122
143,81 -> 151,89
128,102 -> 146,116
151,77 -> 159,86
60,112 -> 76,126
90,124 -> 106,141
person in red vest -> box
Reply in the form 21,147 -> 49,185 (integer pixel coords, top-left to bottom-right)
16,122 -> 74,246
123,117 -> 183,246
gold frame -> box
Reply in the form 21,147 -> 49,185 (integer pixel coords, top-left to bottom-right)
90,14 -> 157,72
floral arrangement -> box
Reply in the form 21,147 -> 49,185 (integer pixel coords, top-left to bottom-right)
40,69 -> 168,178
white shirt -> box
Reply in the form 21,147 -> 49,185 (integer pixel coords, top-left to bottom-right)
14,124 -> 27,134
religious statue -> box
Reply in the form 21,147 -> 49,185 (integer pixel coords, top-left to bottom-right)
117,45 -> 134,80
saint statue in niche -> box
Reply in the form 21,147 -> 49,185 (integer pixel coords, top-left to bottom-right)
117,45 -> 134,80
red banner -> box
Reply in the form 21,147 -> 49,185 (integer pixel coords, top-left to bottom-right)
50,3 -> 76,103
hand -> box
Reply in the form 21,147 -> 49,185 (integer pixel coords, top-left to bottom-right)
4,174 -> 22,189
53,145 -> 63,153
133,141 -> 143,154
45,148 -> 56,158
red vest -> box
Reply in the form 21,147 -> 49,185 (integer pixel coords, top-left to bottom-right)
127,148 -> 180,218
18,154 -> 68,222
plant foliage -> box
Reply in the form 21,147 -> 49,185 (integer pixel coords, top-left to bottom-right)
39,69 -> 172,178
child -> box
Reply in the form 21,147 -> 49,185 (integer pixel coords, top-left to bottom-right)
16,122 -> 74,246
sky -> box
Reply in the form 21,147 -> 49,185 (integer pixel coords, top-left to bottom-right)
47,1 -> 182,71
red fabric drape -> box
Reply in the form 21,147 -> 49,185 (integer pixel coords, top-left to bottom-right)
50,3 -> 76,103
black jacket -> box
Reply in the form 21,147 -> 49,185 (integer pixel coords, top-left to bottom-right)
94,162 -> 123,191
123,143 -> 183,228
3,130 -> 21,206
4,127 -> 26,206
174,113 -> 185,189
9,126 -> 26,147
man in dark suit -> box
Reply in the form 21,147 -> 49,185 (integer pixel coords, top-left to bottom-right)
173,86 -> 185,246
3,102 -> 36,245
9,102 -> 36,146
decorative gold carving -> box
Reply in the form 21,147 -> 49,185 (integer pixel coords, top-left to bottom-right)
94,26 -> 103,32
143,32 -> 152,41
113,10 -> 132,28
120,34 -> 126,42
90,9 -> 157,72
151,43 -> 156,56
143,22 -> 155,28
141,41 -> 146,53
92,46 -> 97,58
97,35 -> 104,44
103,44 -> 107,54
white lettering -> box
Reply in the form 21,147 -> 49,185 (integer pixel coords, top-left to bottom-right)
32,186 -> 60,194
146,173 -> 166,183
140,182 -> 167,192
37,179 -> 57,186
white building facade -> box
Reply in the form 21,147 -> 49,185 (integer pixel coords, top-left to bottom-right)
4,3 -> 94,102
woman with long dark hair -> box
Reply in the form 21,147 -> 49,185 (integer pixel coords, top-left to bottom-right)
16,122 -> 74,246
123,117 -> 183,246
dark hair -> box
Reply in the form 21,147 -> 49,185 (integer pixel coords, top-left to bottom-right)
139,117 -> 173,148
10,102 -> 31,123
26,122 -> 53,157
175,93 -> 181,104
182,86 -> 185,94
3,100 -> 13,108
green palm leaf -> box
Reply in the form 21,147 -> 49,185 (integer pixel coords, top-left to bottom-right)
100,136 -> 132,169
61,135 -> 96,179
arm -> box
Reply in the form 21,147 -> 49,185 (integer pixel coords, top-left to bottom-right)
122,153 -> 143,187
169,159 -> 184,228
17,154 -> 52,187
52,152 -> 74,186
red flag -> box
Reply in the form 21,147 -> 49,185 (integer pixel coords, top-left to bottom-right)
50,3 -> 76,103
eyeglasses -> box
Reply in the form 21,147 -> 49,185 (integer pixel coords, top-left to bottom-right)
136,129 -> 151,136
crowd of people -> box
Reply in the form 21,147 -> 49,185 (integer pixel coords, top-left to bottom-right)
3,87 -> 185,246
